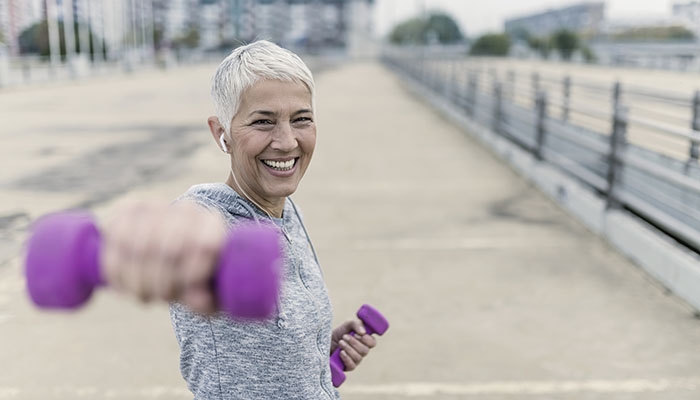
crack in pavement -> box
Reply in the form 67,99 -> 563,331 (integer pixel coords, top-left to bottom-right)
7,123 -> 203,209
0,124 -> 205,269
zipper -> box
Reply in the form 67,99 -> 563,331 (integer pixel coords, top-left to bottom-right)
288,224 -> 333,399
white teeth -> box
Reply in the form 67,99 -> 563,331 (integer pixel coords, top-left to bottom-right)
263,158 -> 296,171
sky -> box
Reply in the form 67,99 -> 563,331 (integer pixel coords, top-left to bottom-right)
374,0 -> 674,37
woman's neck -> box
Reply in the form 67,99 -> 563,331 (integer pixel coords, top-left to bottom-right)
225,174 -> 284,218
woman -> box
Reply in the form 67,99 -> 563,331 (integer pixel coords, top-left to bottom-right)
102,41 -> 377,399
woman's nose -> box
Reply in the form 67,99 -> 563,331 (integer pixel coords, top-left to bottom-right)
271,122 -> 297,151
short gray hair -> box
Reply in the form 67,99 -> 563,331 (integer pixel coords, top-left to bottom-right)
211,40 -> 315,136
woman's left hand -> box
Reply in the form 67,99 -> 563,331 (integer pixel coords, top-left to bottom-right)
330,319 -> 378,372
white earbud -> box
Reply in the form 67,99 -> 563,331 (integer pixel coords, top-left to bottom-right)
219,135 -> 228,153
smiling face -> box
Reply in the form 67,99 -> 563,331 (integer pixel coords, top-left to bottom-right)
209,79 -> 316,216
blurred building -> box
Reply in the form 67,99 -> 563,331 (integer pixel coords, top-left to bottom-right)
0,0 -> 42,56
673,1 -> 700,38
162,0 -> 197,43
601,16 -> 688,35
178,0 -> 375,52
504,2 -> 605,37
257,0 -> 289,45
345,0 -> 374,55
0,0 -> 374,61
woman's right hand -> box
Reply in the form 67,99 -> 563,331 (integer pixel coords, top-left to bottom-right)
101,201 -> 227,315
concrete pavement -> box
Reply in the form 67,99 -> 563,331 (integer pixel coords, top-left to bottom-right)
1,60 -> 699,399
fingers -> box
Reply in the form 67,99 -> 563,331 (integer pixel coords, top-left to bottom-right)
348,319 -> 367,335
131,204 -> 168,302
341,334 -> 368,356
178,206 -> 225,315
182,283 -> 216,315
151,206 -> 189,301
338,331 -> 378,371
333,317 -> 381,372
331,319 -> 357,354
339,348 -> 357,371
103,201 -> 151,295
357,332 -> 377,349
180,207 -> 226,285
100,200 -> 227,314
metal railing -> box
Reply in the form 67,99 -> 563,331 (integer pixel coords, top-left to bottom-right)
382,47 -> 700,253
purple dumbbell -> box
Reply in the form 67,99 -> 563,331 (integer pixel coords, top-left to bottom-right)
24,211 -> 282,319
330,304 -> 389,387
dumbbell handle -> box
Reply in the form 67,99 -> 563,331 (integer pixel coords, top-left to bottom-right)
25,211 -> 281,319
330,304 -> 389,387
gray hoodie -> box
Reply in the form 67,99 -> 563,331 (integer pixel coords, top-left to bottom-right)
169,183 -> 339,399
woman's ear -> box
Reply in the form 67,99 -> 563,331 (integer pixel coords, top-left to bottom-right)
207,116 -> 228,153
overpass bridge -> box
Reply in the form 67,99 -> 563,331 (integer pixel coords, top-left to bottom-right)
0,58 -> 699,399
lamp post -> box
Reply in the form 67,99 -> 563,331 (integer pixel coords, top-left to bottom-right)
46,0 -> 61,74
62,0 -> 76,66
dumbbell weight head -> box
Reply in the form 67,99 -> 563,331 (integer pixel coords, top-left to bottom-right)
25,212 -> 282,319
330,304 -> 389,387
357,304 -> 390,336
26,212 -> 104,309
216,223 -> 282,319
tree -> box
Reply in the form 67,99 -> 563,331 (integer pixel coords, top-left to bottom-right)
389,12 -> 464,45
668,25 -> 695,40
580,45 -> 596,63
426,12 -> 464,44
508,26 -> 531,42
611,25 -> 694,41
172,27 -> 200,49
389,17 -> 426,45
527,35 -> 551,58
552,29 -> 579,60
18,20 -> 104,59
469,33 -> 510,56
152,0 -> 169,50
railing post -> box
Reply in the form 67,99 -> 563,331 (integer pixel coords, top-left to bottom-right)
456,59 -> 462,102
441,59 -> 449,96
532,72 -> 540,108
612,80 -> 621,113
447,58 -> 457,100
507,70 -> 515,101
562,76 -> 571,122
689,90 -> 700,163
22,59 -> 31,84
440,59 -> 448,97
607,81 -> 628,208
426,59 -> 433,90
427,60 -> 434,91
416,54 -> 422,79
493,81 -> 503,134
489,67 -> 497,84
467,71 -> 477,117
535,91 -> 548,159
437,60 -> 449,97
433,60 -> 441,93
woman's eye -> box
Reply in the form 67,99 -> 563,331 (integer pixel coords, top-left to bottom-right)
252,119 -> 273,126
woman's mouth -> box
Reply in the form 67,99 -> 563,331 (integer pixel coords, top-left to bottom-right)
260,158 -> 299,174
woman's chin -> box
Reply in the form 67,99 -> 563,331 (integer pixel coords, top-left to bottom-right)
261,183 -> 299,201
258,169 -> 304,200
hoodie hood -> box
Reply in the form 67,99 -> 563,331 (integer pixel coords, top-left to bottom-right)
178,183 -> 293,226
